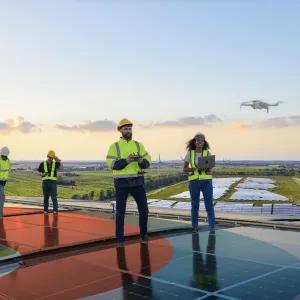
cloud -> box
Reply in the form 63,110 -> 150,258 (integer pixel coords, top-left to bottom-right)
257,115 -> 300,128
3,115 -> 297,137
229,115 -> 300,130
0,117 -> 38,134
56,120 -> 117,132
56,115 -> 222,132
154,114 -> 223,127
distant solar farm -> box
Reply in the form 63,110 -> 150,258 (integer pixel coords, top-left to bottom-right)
145,177 -> 300,216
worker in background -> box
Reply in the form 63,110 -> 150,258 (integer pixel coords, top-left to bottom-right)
0,147 -> 11,218
38,150 -> 62,214
106,118 -> 151,245
183,133 -> 215,231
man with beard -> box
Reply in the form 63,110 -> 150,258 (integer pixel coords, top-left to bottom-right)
106,118 -> 151,244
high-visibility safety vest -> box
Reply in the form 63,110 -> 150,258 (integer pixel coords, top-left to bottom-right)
188,149 -> 213,181
0,158 -> 11,181
42,160 -> 57,181
106,138 -> 151,178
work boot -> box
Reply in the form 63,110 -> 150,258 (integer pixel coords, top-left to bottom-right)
141,234 -> 149,242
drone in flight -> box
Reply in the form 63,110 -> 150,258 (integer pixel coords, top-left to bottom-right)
240,100 -> 282,113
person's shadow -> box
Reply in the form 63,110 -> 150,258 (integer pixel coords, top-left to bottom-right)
43,214 -> 59,248
116,242 -> 153,299
191,230 -> 219,292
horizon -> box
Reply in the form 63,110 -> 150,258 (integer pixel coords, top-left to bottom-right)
11,159 -> 300,163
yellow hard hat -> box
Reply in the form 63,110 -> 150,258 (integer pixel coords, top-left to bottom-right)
117,118 -> 133,130
47,150 -> 56,158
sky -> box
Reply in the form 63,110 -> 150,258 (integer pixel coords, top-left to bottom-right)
0,0 -> 299,160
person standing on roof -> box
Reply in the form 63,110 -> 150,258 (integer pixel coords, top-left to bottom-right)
183,133 -> 215,231
106,118 -> 151,244
38,150 -> 62,215
0,147 -> 11,218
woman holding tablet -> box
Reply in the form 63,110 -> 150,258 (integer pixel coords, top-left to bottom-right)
183,133 -> 215,231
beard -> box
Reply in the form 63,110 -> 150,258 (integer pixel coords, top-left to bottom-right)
122,132 -> 132,139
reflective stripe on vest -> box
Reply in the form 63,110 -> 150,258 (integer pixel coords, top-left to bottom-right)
114,142 -> 121,159
188,149 -> 213,181
43,160 -> 57,181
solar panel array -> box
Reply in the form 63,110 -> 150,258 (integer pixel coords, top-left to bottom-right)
148,177 -> 298,215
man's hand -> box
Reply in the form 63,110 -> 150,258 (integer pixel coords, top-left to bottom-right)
126,154 -> 137,163
55,156 -> 61,162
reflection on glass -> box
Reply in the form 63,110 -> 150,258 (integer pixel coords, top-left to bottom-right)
43,214 -> 59,248
116,242 -> 153,299
0,219 -> 19,280
0,219 -> 13,250
0,218 -> 6,241
191,231 -> 219,291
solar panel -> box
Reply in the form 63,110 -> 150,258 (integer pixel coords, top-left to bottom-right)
0,208 -> 300,299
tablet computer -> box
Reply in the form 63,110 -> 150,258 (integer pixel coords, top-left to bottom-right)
131,155 -> 140,161
197,155 -> 215,169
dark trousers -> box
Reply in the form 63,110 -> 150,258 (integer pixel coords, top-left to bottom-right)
42,180 -> 58,212
115,185 -> 148,242
0,184 -> 5,218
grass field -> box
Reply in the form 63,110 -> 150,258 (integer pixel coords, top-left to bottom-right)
271,176 -> 300,204
6,170 -> 114,199
5,168 -> 300,204
5,168 -> 182,199
148,181 -> 189,201
293,177 -> 300,185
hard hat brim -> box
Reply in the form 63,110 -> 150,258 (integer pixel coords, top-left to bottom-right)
118,124 -> 133,131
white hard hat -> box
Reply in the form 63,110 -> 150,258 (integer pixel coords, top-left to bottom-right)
0,146 -> 10,156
